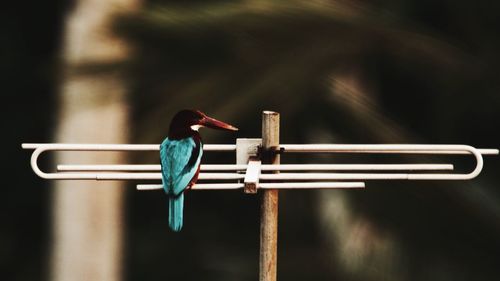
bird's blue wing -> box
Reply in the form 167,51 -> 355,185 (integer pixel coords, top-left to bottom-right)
160,137 -> 202,196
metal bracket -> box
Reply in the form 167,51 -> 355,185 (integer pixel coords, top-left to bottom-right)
236,138 -> 262,193
243,158 -> 261,194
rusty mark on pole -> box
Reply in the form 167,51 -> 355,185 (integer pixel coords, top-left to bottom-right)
260,111 -> 279,281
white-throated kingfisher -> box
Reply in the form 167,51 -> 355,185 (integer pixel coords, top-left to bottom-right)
160,110 -> 238,231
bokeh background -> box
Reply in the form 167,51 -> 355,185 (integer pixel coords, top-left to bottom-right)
4,0 -> 500,281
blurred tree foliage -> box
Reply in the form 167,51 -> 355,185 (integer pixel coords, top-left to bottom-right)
116,0 -> 474,141
112,1 -> 500,281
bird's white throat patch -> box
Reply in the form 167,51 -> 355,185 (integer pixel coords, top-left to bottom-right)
190,125 -> 203,131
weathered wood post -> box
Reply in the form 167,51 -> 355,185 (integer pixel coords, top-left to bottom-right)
260,111 -> 280,281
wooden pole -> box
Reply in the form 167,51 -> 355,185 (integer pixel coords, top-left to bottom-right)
260,111 -> 280,281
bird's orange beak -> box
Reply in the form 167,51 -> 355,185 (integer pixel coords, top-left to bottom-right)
200,115 -> 238,131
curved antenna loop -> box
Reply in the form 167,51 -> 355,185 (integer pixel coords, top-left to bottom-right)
24,143 -> 490,181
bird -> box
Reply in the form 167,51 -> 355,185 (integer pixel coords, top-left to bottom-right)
160,109 -> 238,231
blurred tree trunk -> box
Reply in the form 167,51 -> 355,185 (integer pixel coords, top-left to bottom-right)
51,0 -> 139,281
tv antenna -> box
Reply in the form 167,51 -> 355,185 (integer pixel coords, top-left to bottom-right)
22,111 -> 498,281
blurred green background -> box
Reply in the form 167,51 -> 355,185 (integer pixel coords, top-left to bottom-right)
4,0 -> 500,280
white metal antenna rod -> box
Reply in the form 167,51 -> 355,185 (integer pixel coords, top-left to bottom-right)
21,143 -> 235,151
26,166 -> 482,180
33,168 -> 481,180
257,173 -> 465,180
137,182 -> 366,190
280,144 -> 499,155
21,143 -> 498,155
56,163 -> 455,172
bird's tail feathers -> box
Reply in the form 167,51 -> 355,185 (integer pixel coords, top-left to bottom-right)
169,193 -> 184,232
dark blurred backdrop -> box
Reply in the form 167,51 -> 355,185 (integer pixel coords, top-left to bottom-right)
4,1 -> 500,281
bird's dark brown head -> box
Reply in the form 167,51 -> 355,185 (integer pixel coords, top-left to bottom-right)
168,109 -> 238,138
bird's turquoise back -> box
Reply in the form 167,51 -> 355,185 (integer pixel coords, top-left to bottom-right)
160,137 -> 203,231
